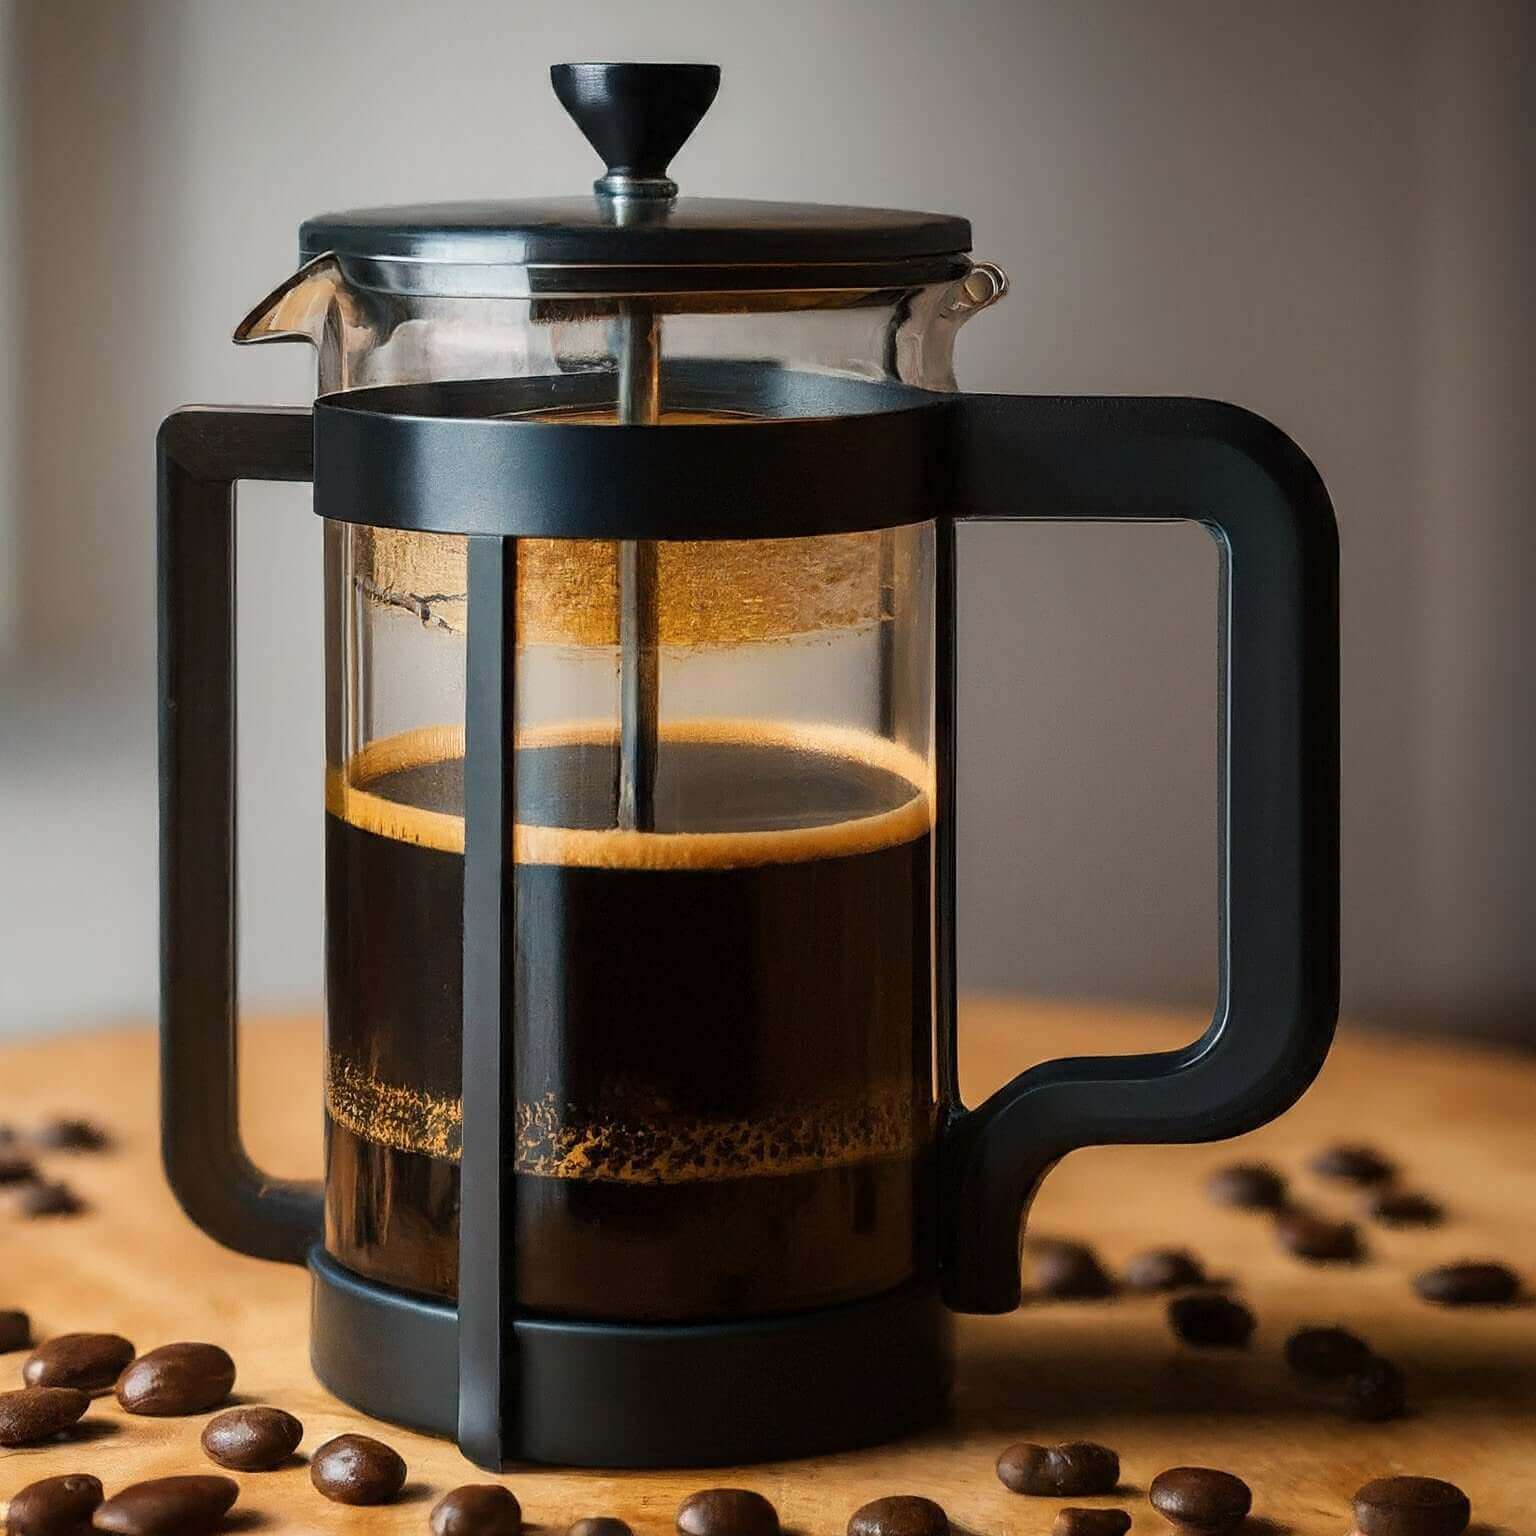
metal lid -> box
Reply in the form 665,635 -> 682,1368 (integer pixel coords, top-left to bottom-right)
298,63 -> 972,296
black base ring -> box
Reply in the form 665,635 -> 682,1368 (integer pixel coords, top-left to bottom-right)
309,1247 -> 952,1468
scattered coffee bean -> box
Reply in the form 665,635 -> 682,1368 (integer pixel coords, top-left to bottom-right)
0,1123 -> 14,1144
848,1496 -> 947,1536
1368,1190 -> 1443,1227
430,1484 -> 522,1536
200,1404 -> 303,1471
1206,1162 -> 1286,1210
16,1182 -> 83,1219
4,1472 -> 104,1535
676,1489 -> 779,1536
1053,1511 -> 1132,1536
33,1119 -> 109,1153
1311,1143 -> 1395,1184
1148,1467 -> 1252,1534
995,1441 -> 1120,1497
1413,1261 -> 1520,1306
1284,1325 -> 1373,1380
1124,1248 -> 1207,1292
92,1475 -> 238,1536
310,1432 -> 408,1505
0,1308 -> 31,1352
1029,1240 -> 1116,1299
1167,1293 -> 1255,1348
1275,1210 -> 1360,1262
115,1342 -> 235,1416
0,1386 -> 89,1446
24,1334 -> 135,1394
1345,1356 -> 1408,1421
1353,1476 -> 1470,1536
567,1521 -> 633,1536
0,1153 -> 37,1185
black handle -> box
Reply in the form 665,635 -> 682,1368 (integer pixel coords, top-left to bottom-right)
940,394 -> 1340,1312
158,405 -> 322,1264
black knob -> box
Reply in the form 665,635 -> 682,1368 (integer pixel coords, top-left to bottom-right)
552,62 -> 720,200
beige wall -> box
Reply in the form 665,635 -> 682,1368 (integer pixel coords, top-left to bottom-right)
0,0 -> 1531,1040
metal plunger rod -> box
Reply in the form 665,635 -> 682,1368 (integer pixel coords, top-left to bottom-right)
617,307 -> 661,831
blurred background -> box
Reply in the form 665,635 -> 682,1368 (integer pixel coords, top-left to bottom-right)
0,0 -> 1530,1043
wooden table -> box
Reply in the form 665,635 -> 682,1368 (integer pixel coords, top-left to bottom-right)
1,1002 -> 1531,1533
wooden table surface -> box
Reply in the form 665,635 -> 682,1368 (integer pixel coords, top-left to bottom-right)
1,1002 -> 1531,1534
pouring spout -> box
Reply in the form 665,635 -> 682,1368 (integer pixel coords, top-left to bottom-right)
233,252 -> 351,348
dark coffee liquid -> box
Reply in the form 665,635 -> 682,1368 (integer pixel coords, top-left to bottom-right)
324,729 -> 934,1321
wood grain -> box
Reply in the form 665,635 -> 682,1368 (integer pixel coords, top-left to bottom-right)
1,1002 -> 1530,1534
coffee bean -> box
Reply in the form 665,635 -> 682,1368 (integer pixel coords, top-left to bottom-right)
1345,1356 -> 1407,1421
848,1496 -> 947,1536
33,1120 -> 108,1153
1124,1248 -> 1207,1292
200,1405 -> 303,1471
1413,1261 -> 1520,1306
1029,1240 -> 1116,1299
24,1334 -> 135,1394
0,1308 -> 31,1352
995,1442 -> 1119,1497
0,1123 -> 14,1144
1148,1467 -> 1252,1534
91,1475 -> 238,1535
1353,1476 -> 1470,1536
1053,1511 -> 1132,1536
1206,1162 -> 1286,1210
1275,1210 -> 1360,1262
0,1154 -> 37,1185
115,1342 -> 235,1416
1368,1190 -> 1443,1227
310,1432 -> 407,1505
1167,1293 -> 1255,1348
1311,1143 -> 1394,1184
16,1182 -> 83,1219
5,1472 -> 103,1535
1283,1325 -> 1372,1379
430,1485 -> 522,1536
0,1387 -> 89,1446
567,1521 -> 633,1536
676,1489 -> 779,1536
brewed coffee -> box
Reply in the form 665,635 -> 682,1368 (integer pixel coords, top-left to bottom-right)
324,722 -> 934,1320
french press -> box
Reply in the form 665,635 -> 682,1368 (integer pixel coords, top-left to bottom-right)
158,63 -> 1339,1470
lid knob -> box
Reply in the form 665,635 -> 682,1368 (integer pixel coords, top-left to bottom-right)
552,62 -> 721,200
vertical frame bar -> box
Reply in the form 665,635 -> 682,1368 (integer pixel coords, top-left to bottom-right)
458,534 -> 517,1469
934,515 -> 960,1113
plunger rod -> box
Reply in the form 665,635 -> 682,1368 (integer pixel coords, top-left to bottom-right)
617,307 -> 660,831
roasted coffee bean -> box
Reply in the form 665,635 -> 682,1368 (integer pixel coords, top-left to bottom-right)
430,1484 -> 522,1536
676,1489 -> 779,1536
567,1521 -> 633,1536
33,1120 -> 108,1154
847,1495 -> 947,1536
1310,1143 -> 1394,1184
1353,1476 -> 1470,1536
0,1387 -> 89,1446
200,1404 -> 303,1470
995,1441 -> 1119,1497
1167,1293 -> 1255,1348
92,1475 -> 238,1535
24,1334 -> 135,1394
1029,1240 -> 1116,1299
1275,1210 -> 1360,1262
1148,1467 -> 1252,1534
1124,1248 -> 1207,1292
1413,1261 -> 1520,1306
0,1308 -> 31,1352
1368,1190 -> 1443,1227
0,1153 -> 37,1185
1206,1162 -> 1286,1210
310,1432 -> 407,1505
16,1182 -> 82,1219
0,1123 -> 14,1145
115,1342 -> 235,1416
1284,1325 -> 1373,1379
5,1472 -> 104,1535
1345,1356 -> 1407,1421
1053,1511 -> 1132,1536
